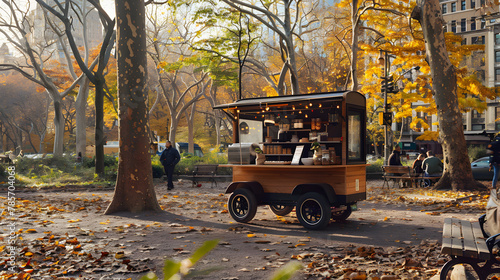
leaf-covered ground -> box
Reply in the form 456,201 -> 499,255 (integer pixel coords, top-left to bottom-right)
0,179 -> 490,279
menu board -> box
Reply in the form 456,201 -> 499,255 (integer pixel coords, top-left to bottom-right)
291,145 -> 304,165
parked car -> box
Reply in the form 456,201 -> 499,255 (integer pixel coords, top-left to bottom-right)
156,142 -> 204,158
471,156 -> 493,180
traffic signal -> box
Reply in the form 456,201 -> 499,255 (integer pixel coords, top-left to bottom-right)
387,77 -> 395,93
379,112 -> 393,126
380,76 -> 399,93
380,77 -> 387,93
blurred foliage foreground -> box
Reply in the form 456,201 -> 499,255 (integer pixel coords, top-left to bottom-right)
0,148 -> 229,187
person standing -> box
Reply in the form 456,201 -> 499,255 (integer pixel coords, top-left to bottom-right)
421,151 -> 443,177
487,133 -> 500,189
388,145 -> 402,166
160,141 -> 181,190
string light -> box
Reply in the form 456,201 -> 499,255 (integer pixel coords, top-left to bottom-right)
299,110 -> 302,114
309,102 -> 312,107
305,114 -> 308,118
319,104 -> 322,108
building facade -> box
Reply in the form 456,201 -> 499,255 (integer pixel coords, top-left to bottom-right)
398,0 -> 500,149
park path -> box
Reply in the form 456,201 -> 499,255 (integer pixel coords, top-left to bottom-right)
0,179 -> 488,279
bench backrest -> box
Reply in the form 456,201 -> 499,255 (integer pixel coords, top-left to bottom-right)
194,164 -> 218,175
383,166 -> 411,175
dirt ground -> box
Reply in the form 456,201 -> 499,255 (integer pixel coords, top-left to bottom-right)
0,179 -> 490,280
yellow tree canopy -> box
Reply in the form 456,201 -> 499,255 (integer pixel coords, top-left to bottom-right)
356,0 -> 495,142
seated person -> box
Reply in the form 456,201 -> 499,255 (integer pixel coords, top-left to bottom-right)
388,145 -> 402,166
412,153 -> 426,174
421,151 -> 443,177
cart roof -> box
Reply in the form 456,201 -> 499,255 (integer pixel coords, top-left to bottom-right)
213,91 -> 364,110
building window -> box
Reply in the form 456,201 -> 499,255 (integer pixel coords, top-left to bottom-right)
481,0 -> 485,6
496,34 -> 500,44
471,0 -> 476,8
472,110 -> 484,118
462,0 -> 466,10
442,3 -> 448,13
462,38 -> 467,45
452,2 -> 457,12
496,51 -> 500,62
495,68 -> 500,81
461,18 -> 467,32
482,19 -> 486,29
482,35 -> 485,44
471,17 -> 476,30
452,20 -> 457,33
472,124 -> 485,131
444,24 -> 448,32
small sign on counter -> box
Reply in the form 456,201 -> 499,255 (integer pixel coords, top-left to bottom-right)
291,145 -> 304,165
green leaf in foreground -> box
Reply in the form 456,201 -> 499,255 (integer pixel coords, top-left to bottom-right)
270,261 -> 303,280
189,239 -> 219,264
139,272 -> 159,280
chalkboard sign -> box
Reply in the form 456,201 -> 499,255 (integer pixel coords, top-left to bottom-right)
291,145 -> 304,165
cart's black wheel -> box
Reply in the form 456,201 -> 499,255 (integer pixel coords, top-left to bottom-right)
296,192 -> 331,230
228,188 -> 257,223
331,205 -> 352,221
439,259 -> 481,280
268,205 -> 294,216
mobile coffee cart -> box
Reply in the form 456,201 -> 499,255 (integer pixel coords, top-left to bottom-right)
213,91 -> 367,230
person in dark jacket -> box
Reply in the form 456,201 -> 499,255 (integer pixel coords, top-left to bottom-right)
412,153 -> 426,174
487,133 -> 500,189
160,141 -> 181,190
388,145 -> 402,166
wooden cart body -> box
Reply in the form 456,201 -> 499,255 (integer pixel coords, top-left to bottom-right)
223,164 -> 366,206
214,91 -> 367,229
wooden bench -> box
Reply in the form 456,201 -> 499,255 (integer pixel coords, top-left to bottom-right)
439,216 -> 500,280
191,164 -> 218,188
382,166 -> 421,188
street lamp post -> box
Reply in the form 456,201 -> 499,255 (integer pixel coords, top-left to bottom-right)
379,49 -> 420,165
379,50 -> 391,165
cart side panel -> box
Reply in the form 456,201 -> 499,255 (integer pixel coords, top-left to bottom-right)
343,165 -> 367,196
230,165 -> 365,197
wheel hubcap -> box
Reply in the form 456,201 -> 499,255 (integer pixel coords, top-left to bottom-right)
232,195 -> 249,218
272,205 -> 285,211
300,198 -> 323,225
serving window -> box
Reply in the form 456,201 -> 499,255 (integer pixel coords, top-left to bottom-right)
347,108 -> 365,163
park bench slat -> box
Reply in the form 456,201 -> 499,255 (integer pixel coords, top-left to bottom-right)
440,216 -> 496,278
471,221 -> 490,260
450,218 -> 464,257
441,218 -> 453,255
461,220 -> 478,259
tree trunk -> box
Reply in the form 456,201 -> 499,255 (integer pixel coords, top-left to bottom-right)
350,0 -> 359,91
169,117 -> 178,147
187,103 -> 196,154
215,111 -> 221,147
94,77 -> 105,176
105,0 -> 161,214
75,77 -> 90,158
52,95 -> 64,156
411,0 -> 484,191
0,123 -> 3,153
